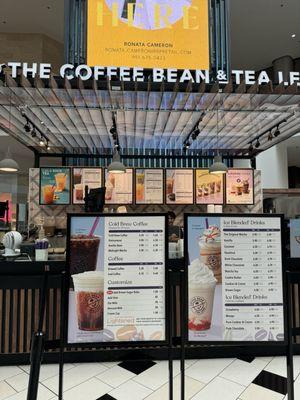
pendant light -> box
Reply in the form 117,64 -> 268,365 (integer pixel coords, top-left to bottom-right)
0,147 -> 19,172
209,103 -> 228,175
107,147 -> 126,174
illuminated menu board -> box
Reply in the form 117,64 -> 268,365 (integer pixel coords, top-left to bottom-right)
67,214 -> 166,345
226,169 -> 254,205
186,214 -> 284,343
165,169 -> 194,205
72,168 -> 102,204
195,169 -> 224,205
105,169 -> 133,204
40,167 -> 71,205
135,169 -> 164,204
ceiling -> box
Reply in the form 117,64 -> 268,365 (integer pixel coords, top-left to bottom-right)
0,1 -> 299,71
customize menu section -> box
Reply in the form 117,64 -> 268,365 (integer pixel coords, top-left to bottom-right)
103,216 -> 166,341
221,217 -> 284,341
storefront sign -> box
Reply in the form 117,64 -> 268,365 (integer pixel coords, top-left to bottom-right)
186,214 -> 284,342
72,168 -> 102,205
39,167 -> 71,205
135,168 -> 164,204
195,169 -> 224,205
105,168 -> 133,204
67,214 -> 166,344
165,168 -> 194,204
226,169 -> 254,205
2,63 -> 300,86
86,0 -> 210,70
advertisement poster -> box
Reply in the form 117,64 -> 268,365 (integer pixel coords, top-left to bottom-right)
186,215 -> 284,342
165,169 -> 194,204
105,169 -> 133,204
135,169 -> 164,204
290,219 -> 300,258
72,168 -> 103,204
226,169 -> 254,205
195,169 -> 224,204
87,0 -> 209,70
67,214 -> 166,344
40,167 -> 71,205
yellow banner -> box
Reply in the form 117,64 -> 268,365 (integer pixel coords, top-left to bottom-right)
87,0 -> 210,70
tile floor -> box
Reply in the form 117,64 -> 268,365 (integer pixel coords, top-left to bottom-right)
0,356 -> 298,400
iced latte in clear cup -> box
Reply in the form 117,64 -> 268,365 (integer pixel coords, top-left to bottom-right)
72,271 -> 104,331
188,259 -> 217,331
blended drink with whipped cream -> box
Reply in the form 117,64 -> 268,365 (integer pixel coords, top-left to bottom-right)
188,259 -> 217,331
199,225 -> 222,283
72,271 -> 104,331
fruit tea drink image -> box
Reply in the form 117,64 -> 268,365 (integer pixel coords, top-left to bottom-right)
72,271 -> 104,331
42,185 -> 55,204
70,235 -> 100,275
199,224 -> 222,283
136,172 -> 145,202
55,173 -> 67,192
188,259 -> 217,331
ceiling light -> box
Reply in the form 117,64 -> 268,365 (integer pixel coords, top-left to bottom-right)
248,143 -> 254,153
268,131 -> 273,141
39,137 -> 46,146
110,126 -> 116,134
24,121 -> 31,132
185,142 -> 190,149
107,149 -> 126,174
274,126 -> 280,137
46,141 -> 50,151
0,148 -> 19,172
255,139 -> 260,148
31,127 -> 37,138
209,155 -> 228,174
191,128 -> 200,140
291,33 -> 296,38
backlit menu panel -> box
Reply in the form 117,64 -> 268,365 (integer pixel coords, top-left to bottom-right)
165,169 -> 194,204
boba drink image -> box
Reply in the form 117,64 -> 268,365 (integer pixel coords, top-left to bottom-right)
70,235 -> 100,275
72,271 -> 104,331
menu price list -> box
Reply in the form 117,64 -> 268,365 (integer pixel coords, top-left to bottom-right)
221,217 -> 284,342
103,216 -> 166,341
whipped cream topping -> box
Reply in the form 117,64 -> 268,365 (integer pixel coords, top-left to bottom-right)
199,225 -> 221,243
189,258 -> 217,288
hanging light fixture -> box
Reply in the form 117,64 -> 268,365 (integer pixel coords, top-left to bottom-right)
107,147 -> 126,174
209,105 -> 228,175
0,147 -> 19,172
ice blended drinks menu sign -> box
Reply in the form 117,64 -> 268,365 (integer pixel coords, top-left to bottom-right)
195,169 -> 224,205
105,169 -> 133,204
67,214 -> 166,344
40,167 -> 71,205
186,215 -> 284,342
166,169 -> 194,204
135,169 -> 164,204
226,169 -> 254,205
72,168 -> 102,204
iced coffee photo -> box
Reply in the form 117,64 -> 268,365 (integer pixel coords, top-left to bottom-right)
72,271 -> 104,331
70,235 -> 100,275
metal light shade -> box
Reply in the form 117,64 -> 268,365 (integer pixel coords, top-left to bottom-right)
0,148 -> 19,172
107,151 -> 126,174
209,155 -> 228,174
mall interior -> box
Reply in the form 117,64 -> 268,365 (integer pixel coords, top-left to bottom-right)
0,0 -> 300,399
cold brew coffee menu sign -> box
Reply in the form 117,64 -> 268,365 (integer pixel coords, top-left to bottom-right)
67,214 -> 166,344
186,215 -> 284,343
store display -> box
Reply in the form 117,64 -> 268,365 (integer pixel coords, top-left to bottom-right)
135,169 -> 164,204
290,219 -> 300,258
72,168 -> 102,204
67,214 -> 166,344
195,169 -> 224,204
40,167 -> 71,205
165,169 -> 194,204
186,214 -> 284,342
105,169 -> 133,204
226,169 -> 254,205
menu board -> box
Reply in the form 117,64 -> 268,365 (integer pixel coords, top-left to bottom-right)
40,167 -> 71,205
105,169 -> 133,204
290,219 -> 300,258
195,169 -> 224,204
186,214 -> 284,343
226,169 -> 254,205
67,214 -> 166,345
72,168 -> 102,204
165,169 -> 194,204
135,169 -> 164,204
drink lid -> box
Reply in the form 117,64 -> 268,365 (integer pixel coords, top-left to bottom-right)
72,271 -> 104,291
